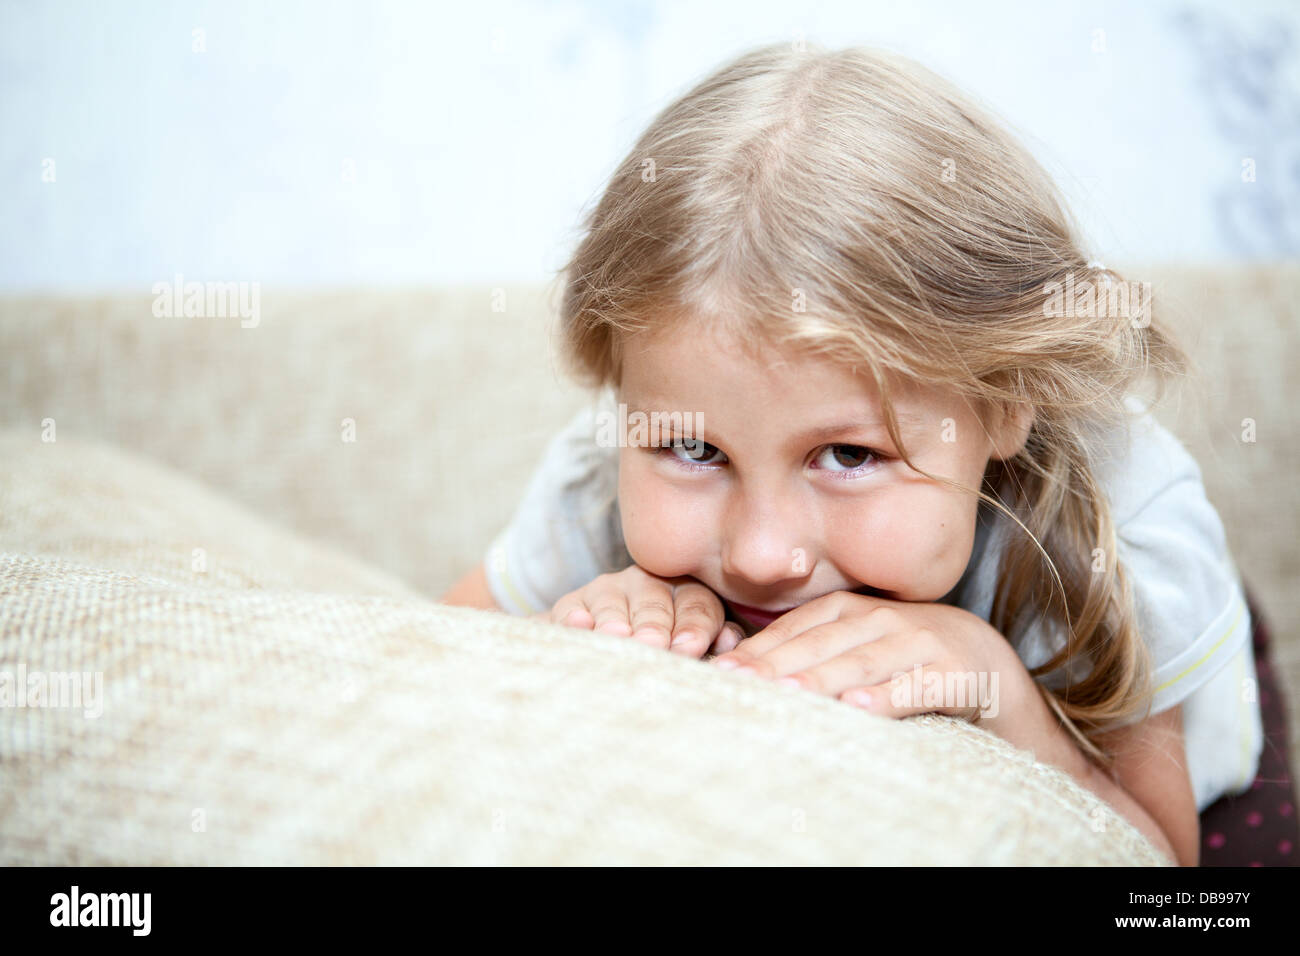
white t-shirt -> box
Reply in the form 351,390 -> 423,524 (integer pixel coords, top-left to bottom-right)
484,388 -> 1263,813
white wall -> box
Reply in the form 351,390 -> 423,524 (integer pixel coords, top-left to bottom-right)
2,0 -> 1297,291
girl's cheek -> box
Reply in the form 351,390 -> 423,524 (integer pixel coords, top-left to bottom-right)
618,460 -> 713,576
824,498 -> 906,589
623,517 -> 710,577
826,488 -> 972,600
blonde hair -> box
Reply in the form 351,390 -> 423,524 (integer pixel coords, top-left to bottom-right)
553,42 -> 1192,768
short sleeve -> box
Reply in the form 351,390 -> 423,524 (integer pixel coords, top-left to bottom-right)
483,390 -> 632,616
1112,490 -> 1247,715
1106,443 -> 1262,811
1107,428 -> 1252,719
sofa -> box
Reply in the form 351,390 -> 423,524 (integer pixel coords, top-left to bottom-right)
0,264 -> 1295,865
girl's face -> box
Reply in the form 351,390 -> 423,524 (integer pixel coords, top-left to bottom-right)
616,320 -> 1030,635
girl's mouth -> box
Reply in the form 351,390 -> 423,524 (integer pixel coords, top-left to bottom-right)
725,601 -> 794,629
725,584 -> 887,629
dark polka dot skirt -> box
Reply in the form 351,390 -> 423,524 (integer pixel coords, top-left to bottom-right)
1197,583 -> 1298,866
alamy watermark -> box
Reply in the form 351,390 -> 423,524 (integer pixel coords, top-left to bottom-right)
594,403 -> 705,449
0,664 -> 103,718
50,886 -> 150,935
151,273 -> 260,328
889,664 -> 999,720
1043,272 -> 1150,327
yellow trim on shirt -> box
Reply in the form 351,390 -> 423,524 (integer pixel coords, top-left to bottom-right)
1153,598 -> 1246,695
489,541 -> 541,616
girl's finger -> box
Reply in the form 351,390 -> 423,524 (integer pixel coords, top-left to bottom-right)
669,582 -> 726,657
731,615 -> 903,682
756,627 -> 930,695
840,661 -> 993,725
715,594 -> 901,671
626,576 -> 676,650
707,622 -> 745,657
711,592 -> 849,665
549,593 -> 595,629
587,586 -> 632,636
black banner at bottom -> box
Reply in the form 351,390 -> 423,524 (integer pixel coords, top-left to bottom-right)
0,864 -> 1293,941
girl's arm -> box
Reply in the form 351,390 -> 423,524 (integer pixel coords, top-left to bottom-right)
440,562 -> 504,611
1086,705 -> 1200,866
1006,685 -> 1199,866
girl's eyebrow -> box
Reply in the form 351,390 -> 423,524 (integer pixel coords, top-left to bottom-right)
790,412 -> 925,445
796,421 -> 902,443
625,401 -> 923,444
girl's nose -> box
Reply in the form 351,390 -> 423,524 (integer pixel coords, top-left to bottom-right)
719,490 -> 813,588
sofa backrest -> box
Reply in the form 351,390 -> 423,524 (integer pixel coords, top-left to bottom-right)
2,265 -> 1296,644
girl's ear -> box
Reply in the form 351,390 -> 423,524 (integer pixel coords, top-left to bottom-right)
989,401 -> 1035,462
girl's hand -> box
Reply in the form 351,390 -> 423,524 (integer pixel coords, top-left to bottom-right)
710,590 -> 1030,733
539,565 -> 744,659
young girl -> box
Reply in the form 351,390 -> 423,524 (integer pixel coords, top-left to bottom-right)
443,42 -> 1262,867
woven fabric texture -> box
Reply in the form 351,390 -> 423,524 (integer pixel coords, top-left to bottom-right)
0,432 -> 1170,865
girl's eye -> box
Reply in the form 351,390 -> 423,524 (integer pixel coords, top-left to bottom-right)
657,439 -> 884,476
659,437 -> 725,469
813,444 -> 882,475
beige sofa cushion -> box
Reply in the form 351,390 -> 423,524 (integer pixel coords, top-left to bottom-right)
0,430 -> 1169,864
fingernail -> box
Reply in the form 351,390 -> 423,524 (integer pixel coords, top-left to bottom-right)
670,629 -> 698,647
597,621 -> 631,635
714,658 -> 739,670
848,690 -> 872,707
775,677 -> 802,689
